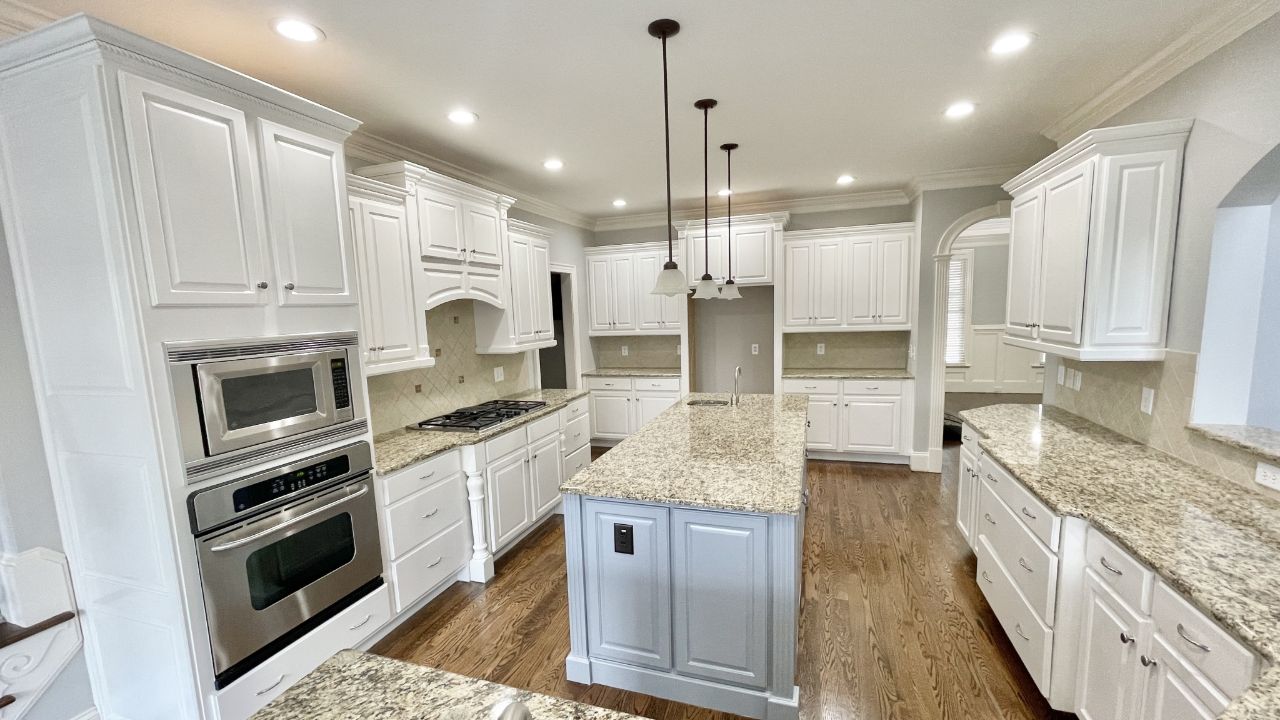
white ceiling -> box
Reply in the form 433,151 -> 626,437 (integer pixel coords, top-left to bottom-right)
16,0 -> 1231,221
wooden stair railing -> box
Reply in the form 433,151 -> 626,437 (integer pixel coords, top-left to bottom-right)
0,610 -> 76,651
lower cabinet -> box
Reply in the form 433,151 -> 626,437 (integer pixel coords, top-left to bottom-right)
804,393 -> 840,451
842,394 -> 900,452
530,433 -> 563,516
588,376 -> 682,442
1140,634 -> 1227,720
781,377 -> 911,456
486,448 -> 533,551
482,414 -> 569,556
955,443 -> 978,547
1076,569 -> 1147,720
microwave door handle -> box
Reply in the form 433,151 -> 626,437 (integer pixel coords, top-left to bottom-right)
209,484 -> 370,553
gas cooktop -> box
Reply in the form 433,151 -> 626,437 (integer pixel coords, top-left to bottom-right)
410,399 -> 548,433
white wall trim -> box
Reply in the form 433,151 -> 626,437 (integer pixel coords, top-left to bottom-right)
595,190 -> 909,232
0,0 -> 56,39
1042,0 -> 1280,144
905,165 -> 1027,200
549,261 -> 584,388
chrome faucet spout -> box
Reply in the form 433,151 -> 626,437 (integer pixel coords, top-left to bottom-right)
732,365 -> 742,406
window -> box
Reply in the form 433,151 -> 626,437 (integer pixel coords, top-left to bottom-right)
945,251 -> 973,366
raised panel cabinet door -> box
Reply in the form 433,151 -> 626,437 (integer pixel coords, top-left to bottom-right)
486,449 -> 532,551
633,251 -> 666,330
531,239 -> 553,339
813,239 -> 844,325
635,391 -> 678,429
530,434 -> 563,517
417,188 -> 465,261
609,255 -> 636,331
783,242 -> 814,326
583,500 -> 672,671
1007,189 -> 1044,338
118,72 -> 266,306
956,446 -> 975,544
1139,635 -> 1226,720
877,232 -> 912,325
672,509 -> 769,688
730,227 -> 771,284
508,233 -> 535,342
687,229 -> 728,283
362,200 -> 417,363
842,395 -> 900,452
1037,159 -> 1095,345
462,200 -> 503,266
845,235 -> 878,325
348,201 -> 378,366
1076,569 -> 1146,720
805,394 -> 840,451
590,390 -> 633,439
257,120 -> 354,306
586,256 -> 614,331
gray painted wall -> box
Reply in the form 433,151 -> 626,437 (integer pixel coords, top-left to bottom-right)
970,244 -> 1009,325
1248,199 -> 1280,428
692,286 -> 775,394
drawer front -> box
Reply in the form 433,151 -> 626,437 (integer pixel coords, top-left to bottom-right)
1085,526 -> 1154,614
781,378 -> 840,395
385,476 -> 467,559
841,379 -> 902,396
564,443 -> 591,481
586,376 -> 633,391
562,396 -> 589,425
961,423 -> 983,457
390,521 -> 469,613
526,413 -> 560,443
980,456 -> 1060,551
976,535 -> 1053,696
214,584 -> 390,719
563,413 -> 591,452
633,376 -> 680,392
485,426 -> 526,462
380,450 -> 462,506
977,480 -> 1059,625
1151,581 -> 1257,699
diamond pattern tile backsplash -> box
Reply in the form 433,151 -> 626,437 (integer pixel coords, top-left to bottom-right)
591,335 -> 680,369
782,331 -> 910,369
365,300 -> 531,436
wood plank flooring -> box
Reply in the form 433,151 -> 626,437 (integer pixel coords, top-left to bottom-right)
372,443 -> 1072,719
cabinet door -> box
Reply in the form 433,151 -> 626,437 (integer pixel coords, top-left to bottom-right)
360,199 -> 417,363
583,500 -> 672,671
1077,569 -> 1146,720
687,229 -> 728,283
845,235 -> 878,325
730,227 -> 771,284
590,390 -> 633,439
877,232 -> 912,325
635,391 -> 678,429
805,394 -> 840,451
1139,634 -> 1227,720
1037,160 -> 1094,345
462,200 -> 503,266
531,239 -> 553,340
956,446 -> 975,545
672,509 -> 769,688
587,256 -> 615,332
783,243 -> 814,326
813,239 -> 844,325
417,188 -> 465,261
609,255 -> 636,331
634,251 -> 667,331
508,233 -> 535,342
842,395 -> 900,452
257,120 -> 354,306
530,433 -> 563,517
119,72 -> 267,306
486,449 -> 532,551
1007,190 -> 1043,338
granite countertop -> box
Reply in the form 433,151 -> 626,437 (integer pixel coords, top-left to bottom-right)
560,392 -> 808,515
1190,423 -> 1280,466
373,388 -> 589,475
582,367 -> 681,378
781,367 -> 913,380
252,650 -> 639,720
958,404 -> 1280,720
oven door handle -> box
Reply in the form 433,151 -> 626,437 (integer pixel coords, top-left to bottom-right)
209,484 -> 370,553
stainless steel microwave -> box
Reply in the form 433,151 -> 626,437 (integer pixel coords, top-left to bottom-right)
167,332 -> 367,481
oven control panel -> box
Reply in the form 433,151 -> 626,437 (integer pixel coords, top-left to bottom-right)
232,455 -> 351,513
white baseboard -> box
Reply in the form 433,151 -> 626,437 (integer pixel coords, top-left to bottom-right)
910,448 -> 943,473
68,709 -> 101,720
805,450 -> 909,465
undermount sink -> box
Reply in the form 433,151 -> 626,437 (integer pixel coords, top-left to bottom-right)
687,399 -> 730,406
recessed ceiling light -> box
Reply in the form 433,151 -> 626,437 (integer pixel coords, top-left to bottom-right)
447,109 -> 478,125
543,158 -> 564,171
990,31 -> 1033,56
718,188 -> 732,197
836,174 -> 855,186
945,101 -> 976,119
272,18 -> 324,43
612,199 -> 627,208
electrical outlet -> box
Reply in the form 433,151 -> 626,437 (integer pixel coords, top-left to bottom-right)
494,366 -> 504,382
1074,370 -> 1084,391
751,343 -> 759,355
1140,387 -> 1155,415
621,345 -> 629,357
1257,462 -> 1280,492
1057,365 -> 1066,386
816,343 -> 826,356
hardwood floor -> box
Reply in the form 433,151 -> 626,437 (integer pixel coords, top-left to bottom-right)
372,443 -> 1071,719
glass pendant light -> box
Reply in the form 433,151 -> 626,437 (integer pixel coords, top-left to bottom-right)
692,98 -> 720,299
648,19 -> 689,296
718,142 -> 741,300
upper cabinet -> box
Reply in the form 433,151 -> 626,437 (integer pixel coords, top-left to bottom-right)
675,212 -> 787,286
585,243 -> 682,336
474,219 -> 556,353
782,223 -> 916,331
1001,119 -> 1192,361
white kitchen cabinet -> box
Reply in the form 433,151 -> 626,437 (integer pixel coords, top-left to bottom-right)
780,377 -> 912,459
1001,120 -> 1191,360
876,232 -> 912,326
589,388 -> 633,440
842,395 -> 901,452
585,252 -> 637,334
532,240 -> 553,341
474,219 -> 556,353
588,376 -> 682,441
685,227 -> 728,283
530,433 -> 564,517
675,213 -> 786,287
784,238 -> 843,327
956,444 -> 978,547
635,390 -> 679,427
1138,634 -> 1228,720
415,185 -> 466,260
844,236 -> 877,325
783,242 -> 814,325
486,448 -> 532,551
1076,569 -> 1147,720
783,223 -> 915,330
634,250 -> 684,332
804,393 -> 841,451
462,200 -> 503,265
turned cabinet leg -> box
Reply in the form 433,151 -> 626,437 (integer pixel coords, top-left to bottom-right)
465,469 -> 495,582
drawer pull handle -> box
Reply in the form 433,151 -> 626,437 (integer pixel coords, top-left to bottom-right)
419,471 -> 436,481
421,507 -> 440,519
574,432 -> 582,438
1140,655 -> 1157,668
866,386 -> 879,390
349,613 -> 373,630
984,513 -> 996,525
1018,557 -> 1033,573
981,571 -> 993,584
1099,556 -> 1124,576
804,386 -> 818,390
427,556 -> 443,568
1120,632 -> 1135,645
963,435 -> 971,442
1014,623 -> 1030,641
987,473 -> 997,483
1176,624 -> 1211,653
256,675 -> 287,696
1021,507 -> 1038,520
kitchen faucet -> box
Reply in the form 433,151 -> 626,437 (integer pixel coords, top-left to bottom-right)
732,365 -> 742,406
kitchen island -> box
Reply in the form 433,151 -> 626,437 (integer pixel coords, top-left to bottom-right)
559,393 -> 808,720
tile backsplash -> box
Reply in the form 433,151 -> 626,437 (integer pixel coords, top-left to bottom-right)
366,300 -> 531,435
591,335 -> 680,369
782,331 -> 909,369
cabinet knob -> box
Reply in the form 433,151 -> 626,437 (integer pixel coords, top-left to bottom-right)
284,282 -> 296,291
1120,632 -> 1135,645
1140,655 -> 1157,668
257,281 -> 269,290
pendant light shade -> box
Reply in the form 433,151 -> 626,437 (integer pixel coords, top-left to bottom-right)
693,98 -> 719,300
719,142 -> 740,300
648,20 -> 688,296
719,279 -> 742,300
692,275 -> 721,299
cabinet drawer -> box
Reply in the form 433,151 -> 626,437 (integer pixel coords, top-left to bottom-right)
841,379 -> 902,396
1085,526 -> 1153,614
526,413 -> 560,443
380,450 -> 461,506
961,423 -> 983,457
563,413 -> 590,452
980,456 -> 1060,551
1151,581 -> 1257,699
781,378 -> 840,395
564,443 -> 591,481
385,476 -> 467,559
976,535 -> 1053,695
390,521 -> 468,613
977,480 -> 1058,625
562,396 -> 589,424
586,376 -> 633,391
214,584 -> 390,719
485,426 -> 526,461
633,376 -> 680,392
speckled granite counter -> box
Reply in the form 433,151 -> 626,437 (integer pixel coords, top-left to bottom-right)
583,367 -> 681,378
252,650 -> 638,720
781,367 -> 913,379
1190,423 -> 1280,466
958,404 -> 1280,720
372,388 -> 588,475
560,392 -> 807,515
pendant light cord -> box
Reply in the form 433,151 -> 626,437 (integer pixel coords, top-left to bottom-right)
703,105 -> 709,272
726,149 -> 732,282
662,36 -> 674,265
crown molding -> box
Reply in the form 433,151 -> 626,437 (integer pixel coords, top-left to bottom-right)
0,0 -> 56,39
1042,0 -> 1280,145
905,164 -> 1025,199
593,189 -> 909,232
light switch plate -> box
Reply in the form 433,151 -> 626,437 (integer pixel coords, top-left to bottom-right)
1057,365 -> 1066,386
1074,370 -> 1084,391
1257,462 -> 1280,492
1140,387 -> 1155,415
751,343 -> 759,355
621,345 -> 629,357
493,366 -> 504,382
816,343 -> 826,356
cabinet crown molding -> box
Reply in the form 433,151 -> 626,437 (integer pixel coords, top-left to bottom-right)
1004,119 -> 1193,196
346,173 -> 410,202
506,218 -> 553,239
671,211 -> 790,233
357,160 -> 517,209
783,221 -> 916,241
583,240 -> 670,256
